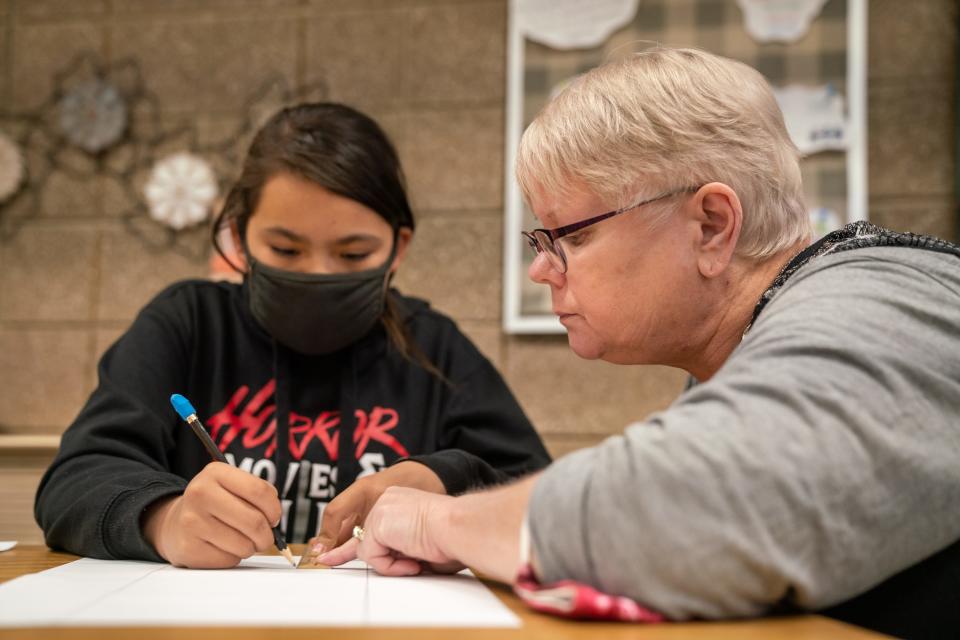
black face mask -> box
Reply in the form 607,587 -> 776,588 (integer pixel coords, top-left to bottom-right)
245,242 -> 397,356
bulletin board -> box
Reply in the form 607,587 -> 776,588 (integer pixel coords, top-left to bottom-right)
503,0 -> 867,333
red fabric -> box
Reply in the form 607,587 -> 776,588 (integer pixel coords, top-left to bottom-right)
513,564 -> 665,622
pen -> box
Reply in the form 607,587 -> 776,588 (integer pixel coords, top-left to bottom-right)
170,393 -> 296,567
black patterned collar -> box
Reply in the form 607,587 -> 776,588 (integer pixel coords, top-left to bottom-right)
747,221 -> 960,332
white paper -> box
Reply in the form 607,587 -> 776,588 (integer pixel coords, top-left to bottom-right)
0,541 -> 16,552
0,556 -> 520,628
516,0 -> 639,50
737,0 -> 828,43
773,84 -> 848,155
368,569 -> 516,627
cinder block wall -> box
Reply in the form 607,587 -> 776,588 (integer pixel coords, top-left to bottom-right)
0,0 -> 955,544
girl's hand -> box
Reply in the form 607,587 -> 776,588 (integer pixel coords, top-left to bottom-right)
315,486 -> 464,576
141,461 -> 282,568
301,461 -> 444,565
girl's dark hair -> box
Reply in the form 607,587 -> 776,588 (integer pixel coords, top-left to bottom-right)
212,102 -> 442,379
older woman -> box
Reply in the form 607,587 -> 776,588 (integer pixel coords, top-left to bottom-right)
316,48 -> 960,637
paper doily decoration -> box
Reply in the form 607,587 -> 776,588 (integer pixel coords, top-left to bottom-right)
0,133 -> 26,203
144,152 -> 218,230
517,0 -> 640,50
59,79 -> 129,154
774,84 -> 847,156
737,0 -> 829,43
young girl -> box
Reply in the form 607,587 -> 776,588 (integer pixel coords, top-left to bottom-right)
35,103 -> 550,569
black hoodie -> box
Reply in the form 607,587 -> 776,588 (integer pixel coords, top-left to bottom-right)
34,279 -> 550,561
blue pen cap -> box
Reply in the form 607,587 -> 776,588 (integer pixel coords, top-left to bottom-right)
170,394 -> 197,420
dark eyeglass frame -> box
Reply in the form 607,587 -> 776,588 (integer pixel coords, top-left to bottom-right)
521,186 -> 702,274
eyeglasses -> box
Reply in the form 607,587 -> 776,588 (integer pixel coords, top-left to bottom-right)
521,186 -> 701,274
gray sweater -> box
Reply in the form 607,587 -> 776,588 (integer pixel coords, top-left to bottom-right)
528,245 -> 960,619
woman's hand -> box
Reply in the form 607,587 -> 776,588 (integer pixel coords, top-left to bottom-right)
141,461 -> 282,569
315,486 -> 464,576
318,474 -> 541,583
302,461 -> 445,562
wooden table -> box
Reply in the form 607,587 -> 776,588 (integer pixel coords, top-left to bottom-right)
0,545 -> 887,639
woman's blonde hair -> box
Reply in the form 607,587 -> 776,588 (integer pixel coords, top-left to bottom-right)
516,47 -> 810,258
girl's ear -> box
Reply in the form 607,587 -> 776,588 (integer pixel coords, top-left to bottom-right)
390,227 -> 414,273
228,219 -> 248,271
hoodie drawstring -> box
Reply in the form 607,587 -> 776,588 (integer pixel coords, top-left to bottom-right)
335,347 -> 360,496
270,342 -> 292,543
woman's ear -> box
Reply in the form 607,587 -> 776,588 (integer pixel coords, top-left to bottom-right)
390,227 -> 414,273
691,183 -> 742,279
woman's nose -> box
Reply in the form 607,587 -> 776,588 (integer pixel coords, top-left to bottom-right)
527,251 -> 565,288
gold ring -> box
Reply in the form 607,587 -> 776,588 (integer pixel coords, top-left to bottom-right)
352,525 -> 365,542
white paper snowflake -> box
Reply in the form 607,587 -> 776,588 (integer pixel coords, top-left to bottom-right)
773,84 -> 847,156
144,152 -> 218,230
58,79 -> 128,154
0,132 -> 26,203
518,0 -> 640,50
737,0 -> 829,44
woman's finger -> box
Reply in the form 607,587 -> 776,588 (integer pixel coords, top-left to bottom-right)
359,536 -> 422,577
315,536 -> 360,566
